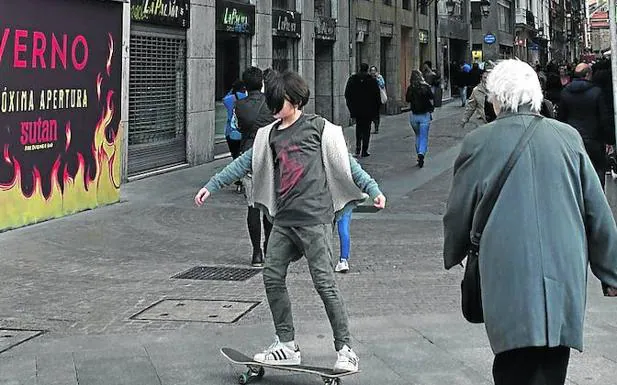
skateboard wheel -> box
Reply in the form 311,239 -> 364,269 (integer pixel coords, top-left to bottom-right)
257,367 -> 265,378
238,374 -> 248,385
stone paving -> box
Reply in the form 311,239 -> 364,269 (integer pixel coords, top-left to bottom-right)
0,103 -> 616,384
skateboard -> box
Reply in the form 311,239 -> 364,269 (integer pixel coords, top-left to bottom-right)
221,347 -> 358,385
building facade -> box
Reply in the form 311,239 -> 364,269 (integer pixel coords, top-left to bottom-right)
437,0 -> 471,100
351,0 -> 437,114
470,0 -> 515,62
124,0 -> 351,180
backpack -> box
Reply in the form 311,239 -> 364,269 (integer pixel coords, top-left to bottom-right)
228,93 -> 243,141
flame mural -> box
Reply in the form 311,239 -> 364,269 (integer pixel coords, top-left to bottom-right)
0,0 -> 123,231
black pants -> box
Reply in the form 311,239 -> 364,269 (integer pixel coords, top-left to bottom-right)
493,346 -> 570,385
355,118 -> 372,154
247,206 -> 273,254
226,137 -> 242,159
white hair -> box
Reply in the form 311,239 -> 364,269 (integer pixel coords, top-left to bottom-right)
486,59 -> 543,114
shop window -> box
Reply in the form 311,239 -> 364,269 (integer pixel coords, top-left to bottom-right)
273,0 -> 294,10
403,0 -> 411,10
315,0 -> 332,17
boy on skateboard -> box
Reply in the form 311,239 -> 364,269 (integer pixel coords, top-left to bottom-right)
195,71 -> 386,373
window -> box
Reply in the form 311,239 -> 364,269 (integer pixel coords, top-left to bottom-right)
273,0 -> 294,10
471,2 -> 482,29
383,0 -> 392,5
498,1 -> 512,33
403,0 -> 411,10
419,0 -> 428,15
315,0 -> 332,17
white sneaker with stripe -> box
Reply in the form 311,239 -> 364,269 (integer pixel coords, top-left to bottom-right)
253,336 -> 301,365
333,345 -> 359,372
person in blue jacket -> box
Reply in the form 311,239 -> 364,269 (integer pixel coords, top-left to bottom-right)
222,80 -> 247,192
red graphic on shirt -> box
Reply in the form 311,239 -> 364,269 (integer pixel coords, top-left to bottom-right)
277,142 -> 304,197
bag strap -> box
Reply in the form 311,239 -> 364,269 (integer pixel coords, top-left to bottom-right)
470,116 -> 542,247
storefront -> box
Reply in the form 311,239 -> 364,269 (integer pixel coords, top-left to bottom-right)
128,0 -> 189,177
214,0 -> 254,153
315,16 -> 337,121
272,9 -> 301,72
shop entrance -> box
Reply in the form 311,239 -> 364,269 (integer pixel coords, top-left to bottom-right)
214,32 -> 251,154
128,24 -> 187,177
315,41 -> 334,121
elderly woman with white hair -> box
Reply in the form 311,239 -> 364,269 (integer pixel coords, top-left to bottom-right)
443,59 -> 617,385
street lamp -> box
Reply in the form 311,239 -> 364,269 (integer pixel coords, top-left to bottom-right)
480,0 -> 491,18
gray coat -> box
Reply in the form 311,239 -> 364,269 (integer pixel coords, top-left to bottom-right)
443,110 -> 617,354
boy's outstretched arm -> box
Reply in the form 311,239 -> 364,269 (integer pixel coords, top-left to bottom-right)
348,154 -> 387,208
194,149 -> 253,206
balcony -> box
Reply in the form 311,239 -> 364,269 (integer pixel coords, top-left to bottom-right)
515,8 -> 536,30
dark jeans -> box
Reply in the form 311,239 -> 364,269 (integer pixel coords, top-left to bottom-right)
493,346 -> 570,385
247,207 -> 272,254
263,224 -> 351,351
355,118 -> 372,154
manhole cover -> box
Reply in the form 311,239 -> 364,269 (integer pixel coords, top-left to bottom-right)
0,328 -> 44,354
172,266 -> 261,281
130,299 -> 260,323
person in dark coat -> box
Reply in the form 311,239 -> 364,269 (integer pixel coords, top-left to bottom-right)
235,66 -> 277,267
444,59 -> 617,385
558,63 -> 615,189
344,63 -> 381,157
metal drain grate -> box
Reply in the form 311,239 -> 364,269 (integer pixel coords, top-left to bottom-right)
172,266 -> 261,281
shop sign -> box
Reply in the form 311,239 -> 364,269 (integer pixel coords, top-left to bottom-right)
216,1 -> 255,35
419,30 -> 429,44
0,0 -> 124,231
272,9 -> 301,38
130,0 -> 190,28
380,23 -> 394,37
315,16 -> 336,40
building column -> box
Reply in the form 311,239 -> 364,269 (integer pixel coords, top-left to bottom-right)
334,0 -> 351,125
186,0 -> 216,165
253,0 -> 273,69
299,0 -> 316,114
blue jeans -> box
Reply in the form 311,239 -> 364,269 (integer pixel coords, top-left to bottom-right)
337,210 -> 352,260
409,112 -> 431,156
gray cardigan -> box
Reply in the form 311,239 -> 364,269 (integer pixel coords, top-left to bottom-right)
204,118 -> 382,221
443,111 -> 617,354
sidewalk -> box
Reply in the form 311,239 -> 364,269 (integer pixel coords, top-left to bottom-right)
1,103 -> 616,385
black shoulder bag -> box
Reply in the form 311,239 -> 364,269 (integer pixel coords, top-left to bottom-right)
462,116 -> 542,323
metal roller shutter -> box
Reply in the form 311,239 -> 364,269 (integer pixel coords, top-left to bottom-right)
128,25 -> 187,176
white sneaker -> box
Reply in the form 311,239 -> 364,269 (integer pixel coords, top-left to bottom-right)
334,345 -> 359,372
335,259 -> 349,273
253,336 -> 301,365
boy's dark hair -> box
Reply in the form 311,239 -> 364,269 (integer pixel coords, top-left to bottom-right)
359,63 -> 369,72
423,61 -> 433,69
265,71 -> 310,114
242,66 -> 264,92
263,67 -> 279,92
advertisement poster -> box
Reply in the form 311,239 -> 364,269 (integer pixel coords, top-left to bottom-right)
0,0 -> 123,231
